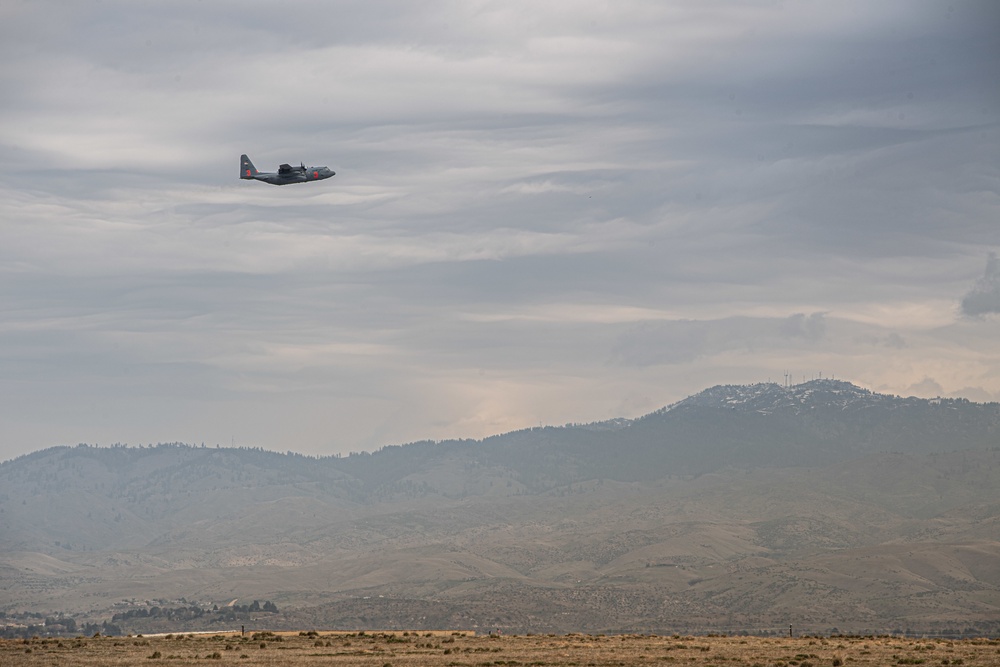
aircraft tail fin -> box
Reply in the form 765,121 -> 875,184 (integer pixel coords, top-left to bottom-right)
240,154 -> 258,179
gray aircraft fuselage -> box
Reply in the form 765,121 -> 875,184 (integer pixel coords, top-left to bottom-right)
240,154 -> 335,185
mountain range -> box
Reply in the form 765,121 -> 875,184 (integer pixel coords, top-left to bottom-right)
1,379 -> 998,636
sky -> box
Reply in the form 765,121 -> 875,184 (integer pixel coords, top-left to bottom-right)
1,0 -> 998,461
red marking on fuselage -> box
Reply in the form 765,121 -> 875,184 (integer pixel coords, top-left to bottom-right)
314,171 -> 319,179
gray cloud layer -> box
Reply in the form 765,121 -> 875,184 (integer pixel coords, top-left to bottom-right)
1,1 -> 998,459
962,252 -> 1000,316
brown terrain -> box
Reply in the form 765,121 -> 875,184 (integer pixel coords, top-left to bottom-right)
1,381 -> 998,636
4,631 -> 1000,667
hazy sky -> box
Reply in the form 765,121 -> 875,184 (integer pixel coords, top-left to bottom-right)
1,0 -> 998,461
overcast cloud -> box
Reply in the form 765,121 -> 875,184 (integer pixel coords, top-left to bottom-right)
1,1 -> 998,460
962,252 -> 1000,316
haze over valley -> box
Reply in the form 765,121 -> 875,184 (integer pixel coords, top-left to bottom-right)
3,381 -> 998,636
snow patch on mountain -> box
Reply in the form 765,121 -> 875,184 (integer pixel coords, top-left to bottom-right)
659,379 -> 908,417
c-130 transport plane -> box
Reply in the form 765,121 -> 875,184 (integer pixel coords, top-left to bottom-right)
240,154 -> 335,185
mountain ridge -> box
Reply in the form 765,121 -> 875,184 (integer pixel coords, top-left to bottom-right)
2,379 -> 998,635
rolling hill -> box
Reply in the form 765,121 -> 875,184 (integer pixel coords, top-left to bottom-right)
1,380 -> 998,636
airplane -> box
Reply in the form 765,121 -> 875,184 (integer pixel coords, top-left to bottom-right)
240,154 -> 335,185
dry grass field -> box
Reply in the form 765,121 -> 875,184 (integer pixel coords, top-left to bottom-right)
3,631 -> 999,667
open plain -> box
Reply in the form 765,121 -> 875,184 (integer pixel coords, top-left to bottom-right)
4,632 -> 1000,667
